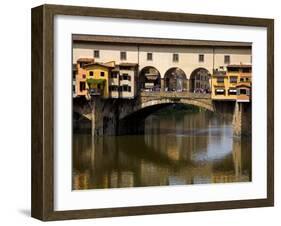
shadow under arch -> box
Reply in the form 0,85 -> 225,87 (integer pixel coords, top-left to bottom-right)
139,66 -> 161,91
189,67 -> 211,93
118,100 -> 214,135
164,67 -> 188,92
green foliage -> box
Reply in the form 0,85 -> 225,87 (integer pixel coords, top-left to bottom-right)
86,78 -> 106,85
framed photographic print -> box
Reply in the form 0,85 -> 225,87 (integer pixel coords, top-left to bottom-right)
31,4 -> 274,221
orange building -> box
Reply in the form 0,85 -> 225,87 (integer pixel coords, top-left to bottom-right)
211,64 -> 252,102
74,58 -> 95,97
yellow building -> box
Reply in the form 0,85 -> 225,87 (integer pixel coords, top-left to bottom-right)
83,62 -> 114,98
211,64 -> 251,102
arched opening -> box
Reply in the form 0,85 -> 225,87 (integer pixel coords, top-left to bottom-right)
164,67 -> 187,92
118,101 -> 214,136
139,66 -> 161,92
189,68 -> 211,93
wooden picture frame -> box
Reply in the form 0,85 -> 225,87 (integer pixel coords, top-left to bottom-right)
31,4 -> 274,221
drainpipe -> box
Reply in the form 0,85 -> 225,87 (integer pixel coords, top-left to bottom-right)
212,47 -> 215,72
137,45 -> 140,94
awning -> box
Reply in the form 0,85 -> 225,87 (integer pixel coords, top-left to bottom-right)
145,83 -> 155,88
216,89 -> 225,92
145,73 -> 159,80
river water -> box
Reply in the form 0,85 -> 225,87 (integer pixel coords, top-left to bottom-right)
72,107 -> 251,190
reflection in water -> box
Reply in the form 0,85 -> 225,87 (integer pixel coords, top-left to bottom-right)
72,108 -> 251,190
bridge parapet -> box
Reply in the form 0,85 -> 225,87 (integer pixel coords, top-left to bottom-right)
139,91 -> 211,100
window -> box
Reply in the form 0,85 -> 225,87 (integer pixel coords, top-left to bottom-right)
215,89 -> 225,95
89,71 -> 94,76
82,74 -> 86,79
122,85 -> 131,92
79,82 -> 86,92
224,55 -> 230,64
240,78 -> 244,82
147,52 -> 153,61
216,77 -> 224,83
228,89 -> 237,95
239,89 -> 247,95
229,76 -> 237,83
242,68 -> 251,73
173,53 -> 179,62
100,71 -> 105,77
111,72 -> 118,78
120,51 -> 127,60
109,85 -> 119,91
200,75 -> 205,81
122,74 -> 131,81
94,50 -> 100,58
199,54 -> 204,62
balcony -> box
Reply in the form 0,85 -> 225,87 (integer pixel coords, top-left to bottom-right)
213,69 -> 226,77
86,78 -> 106,96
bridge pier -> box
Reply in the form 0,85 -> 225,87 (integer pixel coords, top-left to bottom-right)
91,98 -> 121,137
91,98 -> 104,137
232,101 -> 252,137
161,78 -> 165,91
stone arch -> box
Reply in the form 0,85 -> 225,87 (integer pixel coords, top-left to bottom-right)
119,98 -> 214,120
189,68 -> 211,93
139,66 -> 161,92
164,67 -> 188,92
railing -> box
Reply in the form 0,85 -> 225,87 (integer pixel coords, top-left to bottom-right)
140,91 -> 211,99
89,88 -> 102,96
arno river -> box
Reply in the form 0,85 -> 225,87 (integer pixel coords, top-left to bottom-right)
72,106 -> 252,190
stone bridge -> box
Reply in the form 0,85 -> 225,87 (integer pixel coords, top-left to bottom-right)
118,92 -> 214,120
73,91 -> 251,137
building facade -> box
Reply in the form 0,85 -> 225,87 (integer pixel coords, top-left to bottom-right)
74,59 -> 138,99
108,63 -> 138,99
83,62 -> 113,98
211,64 -> 252,102
73,58 -> 95,98
72,35 -> 252,99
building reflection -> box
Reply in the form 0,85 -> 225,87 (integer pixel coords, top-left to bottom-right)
72,111 -> 252,190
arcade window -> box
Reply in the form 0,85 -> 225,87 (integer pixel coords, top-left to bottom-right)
94,50 -> 100,58
173,53 -> 179,62
199,54 -> 204,62
147,53 -> 153,61
224,55 -> 230,64
120,51 -> 127,60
